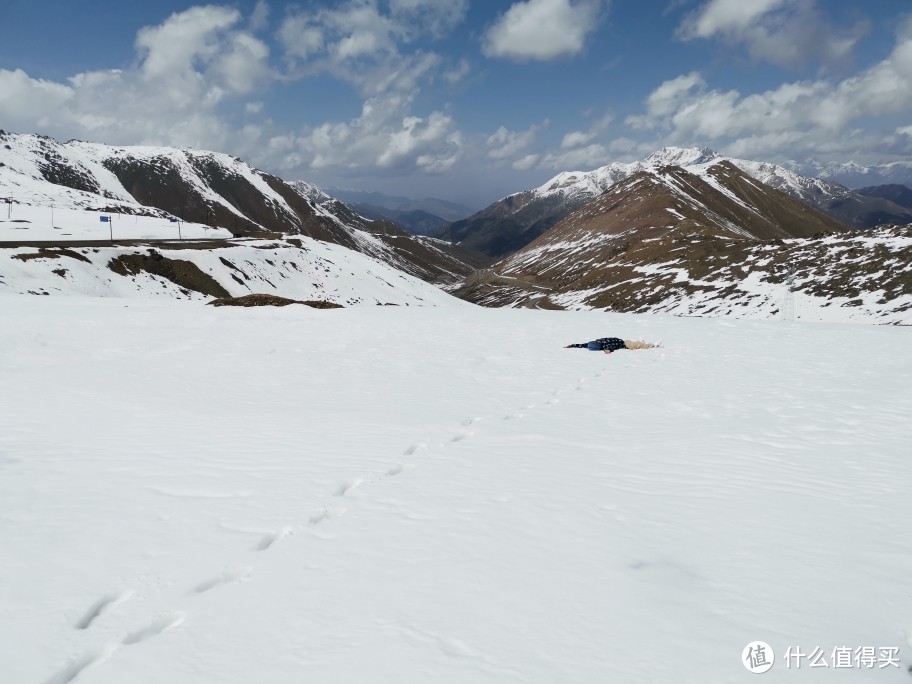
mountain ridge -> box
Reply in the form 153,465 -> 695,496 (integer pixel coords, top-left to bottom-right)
0,131 -> 487,284
439,146 -> 912,258
448,161 -> 911,324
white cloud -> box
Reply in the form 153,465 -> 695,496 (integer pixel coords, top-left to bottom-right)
512,154 -> 540,170
626,72 -> 705,130
0,69 -> 73,125
378,111 -> 461,169
214,32 -> 271,95
0,6 -> 273,148
624,18 -> 912,160
482,0 -> 604,61
443,59 -> 471,84
277,14 -> 325,60
486,123 -> 544,160
250,0 -> 270,31
278,0 -> 460,96
541,143 -> 609,169
272,90 -> 464,177
681,0 -> 788,36
678,0 -> 869,68
388,0 -> 469,38
560,112 -> 612,148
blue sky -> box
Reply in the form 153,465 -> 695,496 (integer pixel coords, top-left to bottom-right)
2,0 -> 911,207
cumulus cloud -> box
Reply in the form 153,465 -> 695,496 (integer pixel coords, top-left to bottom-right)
135,5 -> 270,95
378,112 -> 461,170
0,69 -> 73,125
275,91 -> 464,176
486,123 -> 545,160
0,2 -> 469,184
541,143 -> 609,170
277,0 -> 466,95
0,6 -> 271,148
277,13 -> 325,60
482,0 -> 604,61
513,153 -> 540,170
624,17 -> 912,160
560,112 -> 612,148
678,0 -> 869,68
388,0 -> 469,38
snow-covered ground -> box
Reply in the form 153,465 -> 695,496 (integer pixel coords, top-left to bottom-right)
1,296 -> 910,683
0,205 -> 231,242
0,237 -> 460,306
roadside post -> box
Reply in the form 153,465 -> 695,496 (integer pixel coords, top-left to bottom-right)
170,216 -> 182,240
100,215 -> 112,241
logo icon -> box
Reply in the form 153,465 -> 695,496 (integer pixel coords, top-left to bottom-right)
743,641 -> 775,673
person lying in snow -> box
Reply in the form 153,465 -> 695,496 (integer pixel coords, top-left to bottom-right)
565,337 -> 657,353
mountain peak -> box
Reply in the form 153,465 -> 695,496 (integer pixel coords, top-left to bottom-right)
645,146 -> 719,167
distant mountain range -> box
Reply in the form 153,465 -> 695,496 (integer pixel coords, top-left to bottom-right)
449,160 -> 912,323
2,131 -> 908,323
323,188 -> 477,236
0,131 -> 487,284
783,158 -> 912,189
440,147 -> 912,258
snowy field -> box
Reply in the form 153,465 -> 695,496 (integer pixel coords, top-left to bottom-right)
0,205 -> 231,242
1,296 -> 910,683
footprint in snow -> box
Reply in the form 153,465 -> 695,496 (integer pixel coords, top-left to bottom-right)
309,507 -> 346,525
451,433 -> 471,442
192,568 -> 250,594
122,612 -> 185,646
385,464 -> 404,477
461,417 -> 482,426
403,443 -> 425,456
256,526 -> 294,551
334,478 -> 363,497
46,645 -> 118,684
74,591 -> 133,630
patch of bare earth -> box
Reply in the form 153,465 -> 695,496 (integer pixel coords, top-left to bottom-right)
208,294 -> 343,308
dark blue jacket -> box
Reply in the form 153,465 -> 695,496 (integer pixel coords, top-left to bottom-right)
567,338 -> 627,351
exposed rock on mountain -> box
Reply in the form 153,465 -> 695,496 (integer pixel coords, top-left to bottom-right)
440,147 -> 912,257
0,131 -> 485,284
449,163 -> 912,324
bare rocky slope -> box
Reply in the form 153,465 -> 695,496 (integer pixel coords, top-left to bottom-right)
0,130 -> 488,284
449,163 -> 912,324
440,147 -> 912,258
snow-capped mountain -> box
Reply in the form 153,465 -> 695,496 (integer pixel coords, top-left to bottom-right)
450,162 -> 912,324
0,130 -> 484,284
784,158 -> 912,188
0,235 -> 464,306
439,147 -> 912,257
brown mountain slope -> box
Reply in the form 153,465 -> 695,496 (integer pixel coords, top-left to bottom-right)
446,163 -> 912,322
493,162 -> 848,290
